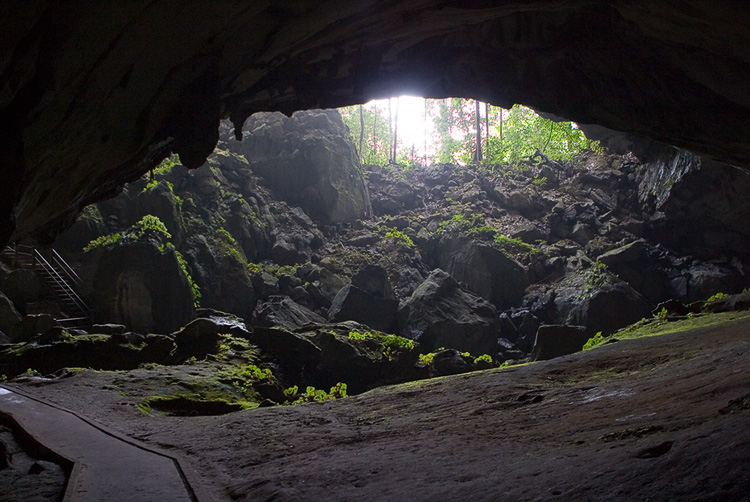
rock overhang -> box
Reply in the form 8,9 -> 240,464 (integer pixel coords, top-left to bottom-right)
2,1 -> 749,245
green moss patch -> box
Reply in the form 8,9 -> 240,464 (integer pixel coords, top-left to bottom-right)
138,392 -> 252,416
584,310 -> 750,350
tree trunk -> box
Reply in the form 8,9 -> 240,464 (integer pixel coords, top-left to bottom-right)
475,99 -> 482,162
392,97 -> 399,164
499,107 -> 503,143
485,102 -> 490,148
358,104 -> 364,163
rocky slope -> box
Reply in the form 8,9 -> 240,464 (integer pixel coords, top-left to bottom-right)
7,311 -> 750,501
2,108 -> 750,400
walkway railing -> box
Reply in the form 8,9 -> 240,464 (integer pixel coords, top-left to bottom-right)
1,244 -> 92,328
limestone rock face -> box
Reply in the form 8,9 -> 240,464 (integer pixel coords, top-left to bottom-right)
82,240 -> 194,334
253,296 -> 325,331
2,2 -> 750,245
437,237 -> 528,309
554,273 -> 652,336
328,266 -> 398,333
231,110 -> 371,224
530,325 -> 591,361
0,291 -> 22,335
398,269 -> 500,355
643,155 -> 750,261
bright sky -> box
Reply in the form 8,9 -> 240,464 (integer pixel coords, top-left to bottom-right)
365,95 -> 434,158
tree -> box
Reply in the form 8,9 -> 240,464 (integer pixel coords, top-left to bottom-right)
485,104 -> 599,164
475,99 -> 482,162
339,104 -> 392,165
358,104 -> 364,162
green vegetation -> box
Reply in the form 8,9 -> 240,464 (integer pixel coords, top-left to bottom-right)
83,233 -> 122,252
137,391 -> 252,415
436,213 -> 486,234
473,354 -> 493,364
582,331 -> 604,351
486,104 -> 601,165
340,100 -> 600,168
576,261 -> 609,300
582,310 -> 750,350
152,153 -> 181,175
378,225 -> 414,247
174,247 -> 201,307
284,383 -> 348,404
348,330 -> 416,360
493,235 -> 540,256
214,227 -> 244,262
133,214 -> 171,239
706,292 -> 729,303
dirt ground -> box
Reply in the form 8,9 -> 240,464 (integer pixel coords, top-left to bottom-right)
10,317 -> 750,501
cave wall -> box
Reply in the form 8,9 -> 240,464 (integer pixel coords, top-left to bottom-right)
1,1 -> 749,245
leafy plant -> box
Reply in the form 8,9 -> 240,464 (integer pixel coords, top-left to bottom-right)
655,307 -> 669,321
287,383 -> 348,404
419,352 -> 435,365
706,292 -> 729,303
582,331 -> 604,350
474,354 -> 493,364
135,215 -> 171,238
83,233 -> 122,252
380,226 -> 414,247
348,330 -> 416,360
493,234 -> 540,256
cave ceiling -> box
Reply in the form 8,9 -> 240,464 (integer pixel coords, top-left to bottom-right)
1,1 -> 749,245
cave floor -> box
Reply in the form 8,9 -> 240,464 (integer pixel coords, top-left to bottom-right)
7,315 -> 750,502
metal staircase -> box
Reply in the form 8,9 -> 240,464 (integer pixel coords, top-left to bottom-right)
1,244 -> 92,329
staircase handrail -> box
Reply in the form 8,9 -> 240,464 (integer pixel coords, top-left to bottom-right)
50,249 -> 83,286
32,249 -> 91,318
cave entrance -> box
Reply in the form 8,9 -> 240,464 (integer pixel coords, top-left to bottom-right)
336,97 -> 599,169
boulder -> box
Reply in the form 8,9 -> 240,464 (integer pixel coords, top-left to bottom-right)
686,262 -> 744,302
596,240 -> 667,302
513,312 -> 542,353
431,349 -> 475,376
253,296 -> 326,330
0,333 -> 175,378
530,324 -> 591,361
437,237 -> 528,309
135,181 -> 185,246
328,284 -> 398,333
398,269 -> 500,355
82,239 -> 194,334
250,326 -> 322,376
1,269 -> 43,311
171,313 -> 249,362
231,110 -> 372,224
597,239 -> 646,266
0,291 -> 22,335
351,265 -> 395,300
702,293 -> 750,314
554,274 -> 652,336
9,314 -> 59,343
90,323 -> 126,335
303,323 -> 423,393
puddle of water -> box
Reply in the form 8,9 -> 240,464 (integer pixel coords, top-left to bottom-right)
0,388 -> 11,395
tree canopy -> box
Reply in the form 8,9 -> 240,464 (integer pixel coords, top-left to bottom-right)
339,99 -> 600,167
